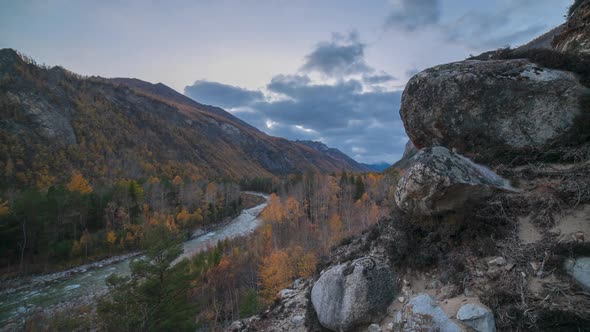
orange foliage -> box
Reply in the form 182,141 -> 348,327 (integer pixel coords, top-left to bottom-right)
67,171 -> 93,194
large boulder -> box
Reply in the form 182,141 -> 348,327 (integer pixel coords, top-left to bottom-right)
395,147 -> 514,216
311,257 -> 396,331
395,294 -> 463,332
400,59 -> 588,163
553,0 -> 590,55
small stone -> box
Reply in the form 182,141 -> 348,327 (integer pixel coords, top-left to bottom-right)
426,279 -> 442,290
488,257 -> 506,266
292,278 -> 304,288
464,287 -> 475,297
565,257 -> 590,290
398,296 -> 406,303
437,284 -> 459,300
291,315 -> 305,327
457,303 -> 496,332
228,320 -> 244,332
277,288 -> 295,300
368,323 -> 382,332
386,322 -> 395,331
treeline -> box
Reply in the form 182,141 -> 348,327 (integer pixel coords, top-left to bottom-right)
0,173 -> 242,275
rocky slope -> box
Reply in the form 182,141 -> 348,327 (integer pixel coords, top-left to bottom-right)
230,4 -> 590,331
553,0 -> 590,55
0,49 -> 366,187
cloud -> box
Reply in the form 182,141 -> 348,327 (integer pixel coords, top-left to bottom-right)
184,80 -> 263,108
184,32 -> 408,164
385,0 -> 440,31
383,0 -> 551,51
444,7 -> 547,49
300,31 -> 373,77
363,72 -> 396,84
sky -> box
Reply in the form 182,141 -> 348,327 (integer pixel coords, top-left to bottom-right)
0,0 -> 570,164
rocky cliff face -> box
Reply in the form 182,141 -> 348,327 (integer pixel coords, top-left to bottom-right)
553,0 -> 590,55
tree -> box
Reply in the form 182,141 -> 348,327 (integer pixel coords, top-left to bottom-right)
67,172 -> 93,194
0,200 -> 9,217
107,230 -> 117,253
98,226 -> 196,331
259,249 -> 293,305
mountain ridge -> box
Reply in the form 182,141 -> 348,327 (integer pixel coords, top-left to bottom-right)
0,48 -> 366,187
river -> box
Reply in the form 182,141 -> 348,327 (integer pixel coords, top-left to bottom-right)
0,192 -> 269,326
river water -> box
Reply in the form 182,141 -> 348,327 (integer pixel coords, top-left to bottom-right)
0,192 -> 268,326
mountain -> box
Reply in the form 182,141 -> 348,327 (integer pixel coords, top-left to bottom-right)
387,140 -> 418,171
0,49 -> 366,187
359,162 -> 390,172
295,140 -> 370,172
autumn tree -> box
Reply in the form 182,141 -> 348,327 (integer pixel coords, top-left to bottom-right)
259,249 -> 293,304
67,172 -> 93,194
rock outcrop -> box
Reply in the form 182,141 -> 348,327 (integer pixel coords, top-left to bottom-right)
400,59 -> 588,163
311,257 -> 396,331
553,0 -> 590,55
394,147 -> 513,216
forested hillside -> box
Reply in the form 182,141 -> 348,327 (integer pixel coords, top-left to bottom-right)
0,48 -> 366,190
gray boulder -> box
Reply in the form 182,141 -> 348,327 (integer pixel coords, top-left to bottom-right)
565,257 -> 590,290
394,147 -> 514,216
457,303 -> 496,332
400,59 -> 588,163
311,257 -> 396,331
395,294 -> 463,332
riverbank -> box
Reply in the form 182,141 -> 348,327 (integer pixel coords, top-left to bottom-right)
0,192 -> 269,330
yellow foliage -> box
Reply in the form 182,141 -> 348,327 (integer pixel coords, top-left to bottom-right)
261,193 -> 284,223
166,214 -> 178,232
0,200 -> 10,217
328,213 -> 343,235
67,172 -> 93,194
172,175 -> 183,186
106,230 -> 117,246
259,249 -> 293,304
176,207 -> 191,226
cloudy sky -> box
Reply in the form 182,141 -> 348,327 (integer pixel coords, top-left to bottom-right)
0,0 -> 570,164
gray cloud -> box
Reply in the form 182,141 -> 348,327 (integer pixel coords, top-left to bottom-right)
385,0 -> 440,31
184,80 -> 263,108
444,8 -> 547,49
363,72 -> 396,84
300,31 -> 373,77
184,33 -> 407,164
384,0 -> 549,51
